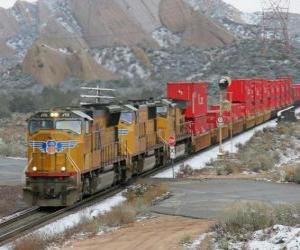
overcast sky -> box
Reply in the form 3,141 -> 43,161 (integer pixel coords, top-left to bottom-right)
223,0 -> 300,14
1,0 -> 300,14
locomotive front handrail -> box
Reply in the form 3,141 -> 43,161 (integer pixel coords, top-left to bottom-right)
66,154 -> 81,184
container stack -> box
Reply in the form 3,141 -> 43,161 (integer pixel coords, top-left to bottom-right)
167,82 -> 208,135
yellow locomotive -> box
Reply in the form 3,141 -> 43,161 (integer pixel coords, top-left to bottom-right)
23,98 -> 189,207
24,104 -> 127,206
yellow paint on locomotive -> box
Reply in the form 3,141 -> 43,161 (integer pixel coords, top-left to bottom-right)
27,129 -> 86,175
118,104 -> 158,156
156,104 -> 186,144
118,108 -> 146,156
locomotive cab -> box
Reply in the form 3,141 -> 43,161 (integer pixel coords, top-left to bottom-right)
24,110 -> 91,206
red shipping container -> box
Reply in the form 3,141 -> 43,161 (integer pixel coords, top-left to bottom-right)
279,77 -> 293,105
279,79 -> 286,107
262,80 -> 271,110
273,80 -> 281,108
232,103 -> 246,119
253,79 -> 264,112
292,84 -> 300,102
209,103 -> 244,121
167,82 -> 207,118
227,79 -> 255,103
240,103 -> 255,116
268,80 -> 277,110
187,116 -> 209,135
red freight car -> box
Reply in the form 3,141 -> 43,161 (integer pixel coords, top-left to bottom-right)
292,84 -> 300,102
253,79 -> 264,112
279,77 -> 293,105
262,80 -> 271,110
167,82 -> 207,118
227,79 -> 255,103
268,80 -> 277,110
167,82 -> 211,151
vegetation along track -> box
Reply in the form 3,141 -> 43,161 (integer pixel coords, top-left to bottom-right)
0,186 -> 122,246
0,119 -> 278,246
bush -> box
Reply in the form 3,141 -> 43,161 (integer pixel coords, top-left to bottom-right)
294,167 -> 300,184
98,203 -> 137,227
216,202 -> 274,235
215,201 -> 300,237
9,93 -> 37,113
283,164 -> 300,184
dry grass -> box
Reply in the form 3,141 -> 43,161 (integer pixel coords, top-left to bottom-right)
215,201 -> 300,237
13,234 -> 50,250
282,164 -> 300,183
12,182 -> 169,250
206,123 -> 300,178
98,203 -> 137,227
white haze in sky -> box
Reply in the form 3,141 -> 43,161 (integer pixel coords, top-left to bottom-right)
0,0 -> 36,8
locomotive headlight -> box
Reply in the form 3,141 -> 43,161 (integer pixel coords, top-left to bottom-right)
61,166 -> 66,172
32,166 -> 37,172
50,112 -> 59,118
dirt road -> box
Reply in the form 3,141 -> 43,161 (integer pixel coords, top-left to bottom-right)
64,215 -> 214,250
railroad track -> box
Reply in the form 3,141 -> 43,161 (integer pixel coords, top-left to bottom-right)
0,119 -> 277,246
0,186 -> 122,246
0,161 -> 176,247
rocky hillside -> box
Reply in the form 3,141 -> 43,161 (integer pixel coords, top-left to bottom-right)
0,0 -> 236,86
0,0 -> 300,90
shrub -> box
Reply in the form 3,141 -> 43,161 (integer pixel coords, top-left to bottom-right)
215,201 -> 300,238
179,234 -> 193,245
176,164 -> 194,178
13,234 -> 50,250
216,201 -> 274,235
294,167 -> 300,184
98,203 -> 137,227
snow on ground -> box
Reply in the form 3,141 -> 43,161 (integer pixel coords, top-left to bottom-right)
93,47 -> 151,79
185,233 -> 209,250
152,27 -> 181,48
0,192 -> 126,250
241,12 -> 261,25
231,225 -> 300,250
154,120 -> 277,178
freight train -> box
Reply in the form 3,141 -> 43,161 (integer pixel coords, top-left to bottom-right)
23,77 -> 300,207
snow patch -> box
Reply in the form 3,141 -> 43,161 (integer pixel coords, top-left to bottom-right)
1,192 -> 126,250
233,225 -> 300,250
94,47 -> 151,79
56,17 -> 75,33
152,27 -> 181,48
241,12 -> 261,25
154,120 -> 277,178
185,233 -> 209,250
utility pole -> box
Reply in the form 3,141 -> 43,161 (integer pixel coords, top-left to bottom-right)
218,77 -> 231,158
261,0 -> 291,54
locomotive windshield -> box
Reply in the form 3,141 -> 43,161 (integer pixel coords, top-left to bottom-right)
56,120 -> 82,134
29,119 -> 82,134
29,120 -> 54,133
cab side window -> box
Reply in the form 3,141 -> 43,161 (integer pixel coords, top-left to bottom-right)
85,121 -> 90,134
